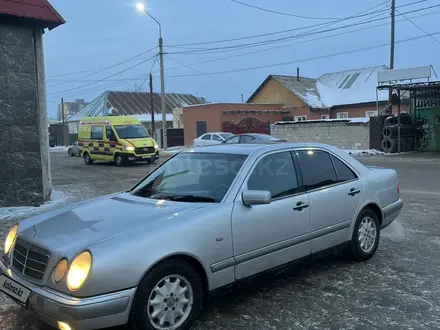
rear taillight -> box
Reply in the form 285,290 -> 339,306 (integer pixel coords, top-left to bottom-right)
397,183 -> 400,194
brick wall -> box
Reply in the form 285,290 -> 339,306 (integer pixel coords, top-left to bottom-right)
271,121 -> 370,150
183,103 -> 284,145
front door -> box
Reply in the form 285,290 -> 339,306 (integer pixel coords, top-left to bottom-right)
196,121 -> 207,137
295,149 -> 363,253
232,150 -> 311,279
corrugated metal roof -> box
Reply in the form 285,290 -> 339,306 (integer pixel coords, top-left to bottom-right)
272,75 -> 326,108
66,90 -> 207,122
0,0 -> 65,29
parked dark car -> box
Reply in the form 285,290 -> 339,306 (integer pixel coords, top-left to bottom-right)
223,133 -> 286,144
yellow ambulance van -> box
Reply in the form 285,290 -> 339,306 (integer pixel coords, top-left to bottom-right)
78,116 -> 159,166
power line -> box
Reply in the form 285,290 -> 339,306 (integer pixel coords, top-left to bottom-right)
160,8 -> 440,74
227,0 -> 342,20
165,55 -> 251,93
164,31 -> 440,78
166,4 -> 440,55
396,8 -> 440,44
165,0 -> 426,47
47,53 -> 158,96
46,46 -> 157,80
139,55 -> 159,89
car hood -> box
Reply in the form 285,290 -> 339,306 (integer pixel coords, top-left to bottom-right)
125,137 -> 155,147
16,193 -> 207,256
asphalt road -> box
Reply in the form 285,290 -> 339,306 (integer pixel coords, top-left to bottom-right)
1,151 -> 440,330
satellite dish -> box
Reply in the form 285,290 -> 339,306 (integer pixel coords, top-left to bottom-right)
108,107 -> 117,116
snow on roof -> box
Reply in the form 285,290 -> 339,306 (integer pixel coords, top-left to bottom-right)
261,66 -> 390,109
316,65 -> 389,107
272,76 -> 327,108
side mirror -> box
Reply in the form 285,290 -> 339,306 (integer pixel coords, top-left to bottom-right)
242,190 -> 271,206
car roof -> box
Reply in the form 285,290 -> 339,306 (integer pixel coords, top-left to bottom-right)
183,142 -> 343,156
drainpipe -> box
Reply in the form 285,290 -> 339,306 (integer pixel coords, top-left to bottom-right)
297,67 -> 300,81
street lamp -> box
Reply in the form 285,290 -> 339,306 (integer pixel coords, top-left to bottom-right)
136,2 -> 167,150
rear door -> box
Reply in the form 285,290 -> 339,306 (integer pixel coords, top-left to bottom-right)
295,149 -> 363,253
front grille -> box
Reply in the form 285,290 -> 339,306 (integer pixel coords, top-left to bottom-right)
134,147 -> 155,155
12,240 -> 50,281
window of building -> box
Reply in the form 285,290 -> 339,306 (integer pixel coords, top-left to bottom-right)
283,116 -> 294,121
295,116 -> 307,122
247,152 -> 300,199
337,112 -> 348,119
331,155 -> 358,182
297,150 -> 338,190
366,111 -> 378,118
91,126 -> 103,140
321,114 -> 330,119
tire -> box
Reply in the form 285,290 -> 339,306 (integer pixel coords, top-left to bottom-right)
133,259 -> 203,330
83,152 -> 93,165
68,149 -> 73,156
350,208 -> 380,262
115,154 -> 125,167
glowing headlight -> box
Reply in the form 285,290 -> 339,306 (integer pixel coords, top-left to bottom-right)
124,146 -> 135,151
67,251 -> 92,291
4,224 -> 18,254
154,144 -> 158,149
53,259 -> 68,283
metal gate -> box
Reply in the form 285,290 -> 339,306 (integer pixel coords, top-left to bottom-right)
222,118 -> 270,135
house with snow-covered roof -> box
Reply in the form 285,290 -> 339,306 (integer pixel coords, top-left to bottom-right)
247,65 -> 409,121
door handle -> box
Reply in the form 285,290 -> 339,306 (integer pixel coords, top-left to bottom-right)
293,201 -> 309,211
348,188 -> 361,196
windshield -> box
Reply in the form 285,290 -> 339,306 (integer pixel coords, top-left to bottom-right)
131,152 -> 247,202
220,133 -> 234,140
114,124 -> 149,139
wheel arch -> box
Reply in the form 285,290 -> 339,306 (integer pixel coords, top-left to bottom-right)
138,253 -> 210,296
359,202 -> 383,226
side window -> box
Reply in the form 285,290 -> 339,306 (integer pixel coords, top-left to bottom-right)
212,134 -> 222,141
331,155 -> 357,182
241,135 -> 255,143
201,134 -> 211,140
297,150 -> 338,190
106,126 -> 116,141
225,136 -> 240,144
91,126 -> 103,140
247,152 -> 300,199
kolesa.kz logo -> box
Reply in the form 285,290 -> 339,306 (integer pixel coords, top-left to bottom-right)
3,280 -> 24,297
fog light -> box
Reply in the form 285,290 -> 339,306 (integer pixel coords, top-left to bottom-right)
57,321 -> 71,330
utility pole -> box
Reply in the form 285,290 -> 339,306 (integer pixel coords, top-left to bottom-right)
159,36 -> 167,150
389,0 -> 396,107
61,97 -> 67,146
149,73 -> 155,139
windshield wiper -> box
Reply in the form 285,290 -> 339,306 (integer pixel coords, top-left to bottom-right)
151,194 -> 216,203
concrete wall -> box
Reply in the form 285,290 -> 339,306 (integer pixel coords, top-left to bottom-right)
271,120 -> 370,150
0,23 -> 51,206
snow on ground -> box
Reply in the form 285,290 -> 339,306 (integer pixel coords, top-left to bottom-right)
0,190 -> 70,221
49,146 -> 69,152
343,149 -> 385,157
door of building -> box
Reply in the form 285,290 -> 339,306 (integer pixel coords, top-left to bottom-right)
435,114 -> 440,149
196,121 -> 207,137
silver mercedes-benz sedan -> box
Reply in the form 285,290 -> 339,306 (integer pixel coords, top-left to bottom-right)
0,143 -> 403,330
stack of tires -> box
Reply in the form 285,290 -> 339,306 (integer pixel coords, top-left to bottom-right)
381,114 -> 416,153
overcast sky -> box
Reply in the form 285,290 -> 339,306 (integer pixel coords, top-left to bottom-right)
44,0 -> 440,117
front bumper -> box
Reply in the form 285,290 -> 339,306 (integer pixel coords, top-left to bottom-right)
0,257 -> 136,330
128,150 -> 159,162
381,198 -> 403,229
